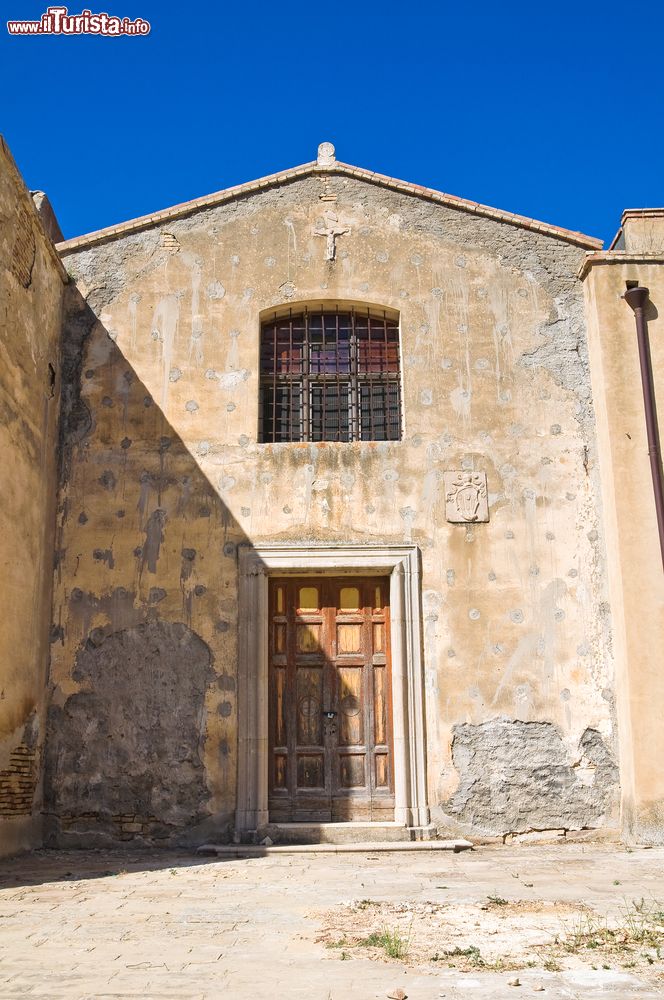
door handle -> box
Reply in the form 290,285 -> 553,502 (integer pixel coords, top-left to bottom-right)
322,710 -> 337,719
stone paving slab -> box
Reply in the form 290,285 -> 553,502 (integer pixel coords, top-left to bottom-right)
0,844 -> 662,998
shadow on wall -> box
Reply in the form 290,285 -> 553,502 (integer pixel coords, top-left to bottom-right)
44,283 -> 264,849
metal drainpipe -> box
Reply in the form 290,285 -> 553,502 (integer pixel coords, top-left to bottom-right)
623,286 -> 664,571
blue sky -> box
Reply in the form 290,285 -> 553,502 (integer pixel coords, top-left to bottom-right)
2,1 -> 662,244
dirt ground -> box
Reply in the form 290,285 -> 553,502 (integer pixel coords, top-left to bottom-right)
316,894 -> 664,982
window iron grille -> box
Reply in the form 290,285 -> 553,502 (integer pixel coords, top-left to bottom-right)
259,308 -> 401,443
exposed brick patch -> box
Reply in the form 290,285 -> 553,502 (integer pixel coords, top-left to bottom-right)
57,812 -> 174,841
10,202 -> 36,288
0,744 -> 38,817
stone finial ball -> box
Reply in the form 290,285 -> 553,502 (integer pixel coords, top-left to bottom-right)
317,141 -> 336,166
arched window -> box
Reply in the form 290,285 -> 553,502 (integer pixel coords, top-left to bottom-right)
259,307 -> 402,443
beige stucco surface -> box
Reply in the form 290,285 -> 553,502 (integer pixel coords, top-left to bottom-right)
583,251 -> 664,844
0,140 -> 64,855
46,170 -> 620,844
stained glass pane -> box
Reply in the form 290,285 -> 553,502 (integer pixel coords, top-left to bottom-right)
339,586 -> 360,611
298,587 -> 319,611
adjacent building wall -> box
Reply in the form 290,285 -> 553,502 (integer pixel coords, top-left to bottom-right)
0,137 -> 65,856
582,218 -> 664,844
47,170 -> 619,845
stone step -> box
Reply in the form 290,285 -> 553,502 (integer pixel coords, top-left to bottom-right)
265,821 -> 435,845
197,837 -> 474,856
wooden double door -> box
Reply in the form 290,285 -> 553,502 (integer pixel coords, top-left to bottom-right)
268,576 -> 394,822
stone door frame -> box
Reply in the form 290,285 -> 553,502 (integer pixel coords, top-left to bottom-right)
236,543 -> 429,832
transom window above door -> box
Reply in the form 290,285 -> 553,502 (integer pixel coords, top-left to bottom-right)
258,308 -> 402,443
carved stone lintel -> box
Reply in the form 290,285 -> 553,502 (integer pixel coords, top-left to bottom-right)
444,471 -> 489,523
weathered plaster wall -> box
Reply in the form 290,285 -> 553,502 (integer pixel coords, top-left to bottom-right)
47,621 -> 216,842
49,171 -> 618,843
44,283 -> 243,845
0,138 -> 64,855
583,253 -> 664,844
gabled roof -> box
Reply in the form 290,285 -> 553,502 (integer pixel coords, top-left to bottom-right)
56,143 -> 603,254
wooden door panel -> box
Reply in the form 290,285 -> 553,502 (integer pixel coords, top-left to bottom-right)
295,665 -> 324,746
274,754 -> 287,790
372,664 -> 388,746
273,665 -> 287,746
339,752 -> 366,788
274,622 -> 287,654
296,753 -> 325,789
337,623 -> 362,653
268,576 -> 394,823
337,665 -> 364,746
375,752 -> 390,788
296,622 -> 321,653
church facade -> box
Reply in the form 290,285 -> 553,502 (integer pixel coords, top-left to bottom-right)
1,138 -> 663,855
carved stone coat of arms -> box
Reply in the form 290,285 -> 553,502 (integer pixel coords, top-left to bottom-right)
444,471 -> 489,523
